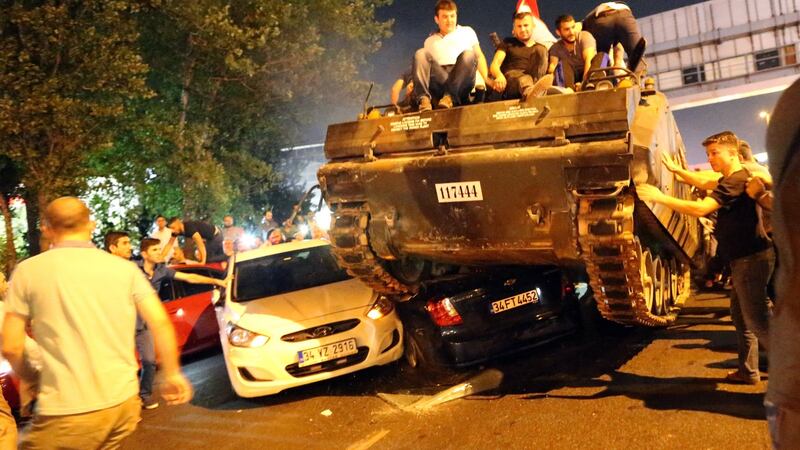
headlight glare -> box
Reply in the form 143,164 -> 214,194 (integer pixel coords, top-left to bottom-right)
227,323 -> 269,348
366,296 -> 394,320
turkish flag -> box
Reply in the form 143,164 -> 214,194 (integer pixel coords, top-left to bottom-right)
516,0 -> 540,18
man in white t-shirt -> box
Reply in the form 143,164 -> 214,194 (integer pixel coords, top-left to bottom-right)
151,214 -> 177,262
412,0 -> 491,111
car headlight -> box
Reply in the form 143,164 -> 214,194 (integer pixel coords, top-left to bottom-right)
366,296 -> 394,320
226,323 -> 269,348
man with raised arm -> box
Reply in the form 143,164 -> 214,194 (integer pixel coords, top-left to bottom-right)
638,131 -> 773,386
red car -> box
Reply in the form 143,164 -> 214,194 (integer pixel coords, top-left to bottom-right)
157,264 -> 226,356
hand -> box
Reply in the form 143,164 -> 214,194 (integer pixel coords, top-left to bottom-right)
636,184 -> 663,203
746,176 -> 766,199
158,371 -> 193,406
493,74 -> 507,93
661,153 -> 682,173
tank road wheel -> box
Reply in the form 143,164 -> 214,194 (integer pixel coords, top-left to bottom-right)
328,203 -> 412,296
389,257 -> 432,286
650,256 -> 664,316
640,250 -> 656,313
668,260 -> 679,309
656,257 -> 671,316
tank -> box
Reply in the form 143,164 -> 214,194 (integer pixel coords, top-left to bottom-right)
317,76 -> 703,327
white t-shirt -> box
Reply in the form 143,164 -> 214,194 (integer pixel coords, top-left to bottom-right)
6,242 -> 155,415
424,25 -> 479,66
589,2 -> 631,17
152,226 -> 177,261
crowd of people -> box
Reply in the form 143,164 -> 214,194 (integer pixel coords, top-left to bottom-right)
392,0 -> 646,113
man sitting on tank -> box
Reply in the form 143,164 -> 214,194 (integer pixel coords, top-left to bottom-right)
412,0 -> 492,112
547,14 -> 604,91
488,11 -> 554,102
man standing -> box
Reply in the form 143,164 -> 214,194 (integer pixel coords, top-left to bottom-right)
489,11 -> 553,102
167,217 -> 227,265
582,2 -> 646,72
3,197 -> 192,449
105,231 -> 160,410
761,79 -> 800,448
412,0 -> 491,111
260,210 -> 279,241
548,15 -> 601,90
638,131 -> 773,385
221,215 -> 245,254
151,215 -> 177,262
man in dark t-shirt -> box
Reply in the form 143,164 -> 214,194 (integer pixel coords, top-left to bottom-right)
136,238 -> 226,408
166,217 -> 227,264
488,12 -> 553,101
638,130 -> 774,385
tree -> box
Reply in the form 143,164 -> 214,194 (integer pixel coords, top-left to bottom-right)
0,156 -> 22,273
0,1 -> 152,254
121,0 -> 393,222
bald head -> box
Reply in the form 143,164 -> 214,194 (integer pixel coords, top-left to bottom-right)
43,197 -> 93,236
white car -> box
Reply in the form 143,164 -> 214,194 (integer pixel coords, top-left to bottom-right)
216,239 -> 403,397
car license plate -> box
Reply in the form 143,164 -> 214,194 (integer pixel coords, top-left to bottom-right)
298,338 -> 358,368
435,181 -> 484,203
491,289 -> 539,314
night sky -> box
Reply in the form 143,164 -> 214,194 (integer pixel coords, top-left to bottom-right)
328,1 -> 786,165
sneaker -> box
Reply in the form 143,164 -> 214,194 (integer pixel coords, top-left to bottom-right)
418,96 -> 432,112
724,370 -> 759,385
522,74 -> 554,102
437,94 -> 453,109
143,398 -> 160,410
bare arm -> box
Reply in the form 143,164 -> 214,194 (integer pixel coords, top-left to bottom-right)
746,176 -> 773,211
174,272 -> 226,288
390,78 -> 405,105
489,49 -> 507,93
637,184 -> 721,217
661,153 -> 719,190
582,46 -> 597,81
136,293 -> 193,404
2,313 -> 38,384
192,232 -> 207,265
547,55 -> 559,75
473,43 -> 492,90
160,235 -> 176,260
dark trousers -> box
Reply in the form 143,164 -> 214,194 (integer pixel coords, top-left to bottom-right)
502,45 -> 548,99
561,53 -> 605,90
413,49 -> 477,105
135,327 -> 157,400
583,9 -> 643,71
729,248 -> 774,378
206,231 -> 227,263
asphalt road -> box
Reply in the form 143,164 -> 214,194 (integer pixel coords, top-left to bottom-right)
122,291 -> 771,450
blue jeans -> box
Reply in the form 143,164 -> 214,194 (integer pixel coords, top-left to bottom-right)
413,49 -> 477,105
135,327 -> 157,400
729,248 -> 774,378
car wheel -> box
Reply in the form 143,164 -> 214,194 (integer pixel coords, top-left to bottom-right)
402,327 -> 465,386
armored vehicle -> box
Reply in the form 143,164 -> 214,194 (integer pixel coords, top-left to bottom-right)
318,74 -> 702,327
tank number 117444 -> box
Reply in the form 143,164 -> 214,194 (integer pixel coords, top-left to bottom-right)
435,181 -> 484,203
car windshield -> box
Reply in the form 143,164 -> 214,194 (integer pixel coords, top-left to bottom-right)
233,245 -> 351,302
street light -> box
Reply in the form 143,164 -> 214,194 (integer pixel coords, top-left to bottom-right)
759,110 -> 771,124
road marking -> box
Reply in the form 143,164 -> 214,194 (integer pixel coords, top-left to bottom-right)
346,429 -> 390,450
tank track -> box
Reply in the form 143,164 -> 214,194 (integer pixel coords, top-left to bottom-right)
328,203 -> 412,296
577,190 -> 691,327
